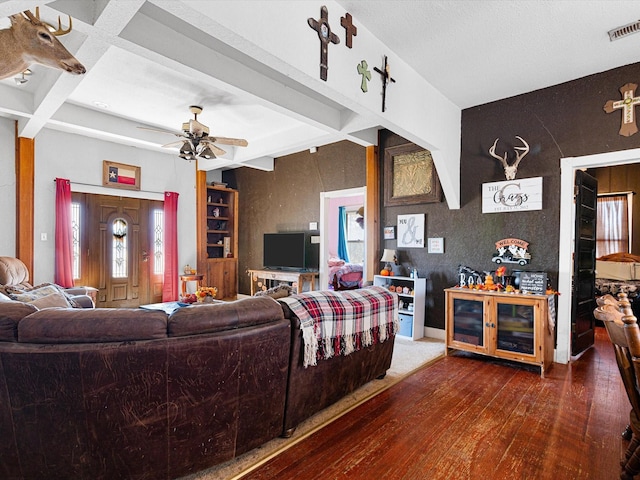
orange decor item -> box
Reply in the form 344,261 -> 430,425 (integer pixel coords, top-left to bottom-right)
380,269 -> 390,276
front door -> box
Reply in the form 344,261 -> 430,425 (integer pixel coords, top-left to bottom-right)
571,170 -> 597,356
74,193 -> 163,307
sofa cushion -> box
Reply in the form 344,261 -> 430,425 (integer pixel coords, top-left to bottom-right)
0,302 -> 38,342
18,308 -> 168,344
168,296 -> 284,337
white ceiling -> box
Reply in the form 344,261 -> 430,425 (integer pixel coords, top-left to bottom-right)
1,0 -> 640,171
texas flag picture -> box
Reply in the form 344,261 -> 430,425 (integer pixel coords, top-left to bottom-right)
108,165 -> 136,185
103,161 -> 140,190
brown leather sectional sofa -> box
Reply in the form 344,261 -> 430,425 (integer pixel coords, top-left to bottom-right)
0,293 -> 396,479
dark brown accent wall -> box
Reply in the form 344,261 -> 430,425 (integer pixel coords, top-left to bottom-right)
223,140 -> 366,295
381,61 -> 640,331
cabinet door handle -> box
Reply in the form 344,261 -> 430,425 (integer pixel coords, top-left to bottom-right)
491,323 -> 496,328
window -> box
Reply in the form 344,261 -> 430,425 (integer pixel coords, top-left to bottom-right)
112,218 -> 128,278
71,202 -> 81,279
596,193 -> 632,257
153,208 -> 164,275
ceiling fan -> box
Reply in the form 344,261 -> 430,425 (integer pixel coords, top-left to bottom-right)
138,105 -> 248,160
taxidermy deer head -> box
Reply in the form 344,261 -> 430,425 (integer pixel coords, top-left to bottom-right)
0,7 -> 85,80
488,136 -> 530,180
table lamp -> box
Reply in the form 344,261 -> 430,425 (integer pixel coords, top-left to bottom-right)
380,248 -> 397,273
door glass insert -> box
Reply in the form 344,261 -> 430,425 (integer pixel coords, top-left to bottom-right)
453,298 -> 484,347
497,302 -> 534,355
112,218 -> 128,278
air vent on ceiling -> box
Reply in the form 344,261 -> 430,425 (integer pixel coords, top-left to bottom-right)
608,20 -> 640,41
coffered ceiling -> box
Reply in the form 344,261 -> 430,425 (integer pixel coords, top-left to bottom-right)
1,0 -> 639,171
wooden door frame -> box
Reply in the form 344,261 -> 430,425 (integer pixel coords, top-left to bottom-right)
558,148 -> 640,364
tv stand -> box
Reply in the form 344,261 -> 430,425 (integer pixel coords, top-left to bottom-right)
248,269 -> 318,295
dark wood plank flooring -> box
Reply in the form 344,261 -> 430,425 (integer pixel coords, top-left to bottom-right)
243,327 -> 627,479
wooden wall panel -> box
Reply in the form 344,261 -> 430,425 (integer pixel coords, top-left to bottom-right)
14,127 -> 34,277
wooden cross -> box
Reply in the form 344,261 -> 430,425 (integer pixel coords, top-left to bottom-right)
341,12 -> 357,48
603,82 -> 640,136
308,6 -> 340,81
357,60 -> 371,92
373,55 -> 396,112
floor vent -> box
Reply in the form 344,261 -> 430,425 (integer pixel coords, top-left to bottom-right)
609,20 -> 640,41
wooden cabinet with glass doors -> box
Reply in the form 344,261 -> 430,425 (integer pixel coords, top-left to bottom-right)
196,172 -> 238,299
444,288 -> 555,377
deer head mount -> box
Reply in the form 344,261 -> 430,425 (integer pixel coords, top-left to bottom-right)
488,136 -> 530,180
0,7 -> 85,80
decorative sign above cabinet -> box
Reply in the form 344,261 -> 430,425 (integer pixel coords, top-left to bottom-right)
482,177 -> 543,214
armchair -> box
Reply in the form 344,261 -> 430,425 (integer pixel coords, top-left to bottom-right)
0,257 -> 94,308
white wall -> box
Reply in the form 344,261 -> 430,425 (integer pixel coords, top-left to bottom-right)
32,128 -> 197,285
0,117 -> 16,256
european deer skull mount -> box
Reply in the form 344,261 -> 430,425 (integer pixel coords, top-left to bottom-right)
488,136 -> 530,180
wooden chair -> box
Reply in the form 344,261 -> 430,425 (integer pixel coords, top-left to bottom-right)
596,293 -> 640,479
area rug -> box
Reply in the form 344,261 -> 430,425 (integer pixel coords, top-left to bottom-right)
180,336 -> 446,480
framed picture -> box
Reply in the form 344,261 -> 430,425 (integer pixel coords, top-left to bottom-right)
383,226 -> 396,240
397,214 -> 425,248
384,143 -> 441,206
103,160 -> 140,191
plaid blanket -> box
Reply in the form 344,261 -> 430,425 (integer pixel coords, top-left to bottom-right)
280,286 -> 399,367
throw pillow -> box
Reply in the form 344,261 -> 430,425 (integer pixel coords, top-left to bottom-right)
28,292 -> 72,309
255,284 -> 292,299
9,284 -> 73,307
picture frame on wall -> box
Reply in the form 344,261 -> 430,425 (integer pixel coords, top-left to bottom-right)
103,160 -> 141,191
384,143 -> 442,206
383,226 -> 396,240
397,213 -> 425,248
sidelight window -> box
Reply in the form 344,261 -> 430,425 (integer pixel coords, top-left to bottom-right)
72,202 -> 80,279
153,209 -> 164,275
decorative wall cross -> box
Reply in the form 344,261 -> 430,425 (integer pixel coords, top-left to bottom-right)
373,55 -> 396,112
341,12 -> 357,48
603,82 -> 640,136
357,60 -> 371,92
308,6 -> 340,81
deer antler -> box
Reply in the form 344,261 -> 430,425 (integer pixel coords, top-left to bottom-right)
24,7 -> 73,36
512,135 -> 529,169
488,138 -> 508,169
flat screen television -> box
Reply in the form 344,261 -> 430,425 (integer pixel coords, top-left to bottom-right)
263,232 -> 318,270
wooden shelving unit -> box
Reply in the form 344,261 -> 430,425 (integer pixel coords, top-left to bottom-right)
196,172 -> 238,299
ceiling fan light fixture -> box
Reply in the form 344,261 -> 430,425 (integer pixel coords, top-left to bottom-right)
198,146 -> 217,159
179,141 -> 194,156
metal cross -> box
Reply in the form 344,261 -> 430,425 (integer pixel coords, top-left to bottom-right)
604,82 -> 640,136
308,6 -> 340,81
341,12 -> 357,48
373,55 -> 396,112
357,60 -> 371,93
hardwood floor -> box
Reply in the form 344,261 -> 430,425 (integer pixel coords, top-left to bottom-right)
243,327 -> 628,479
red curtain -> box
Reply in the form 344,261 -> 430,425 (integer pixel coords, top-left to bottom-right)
54,178 -> 74,287
162,191 -> 179,301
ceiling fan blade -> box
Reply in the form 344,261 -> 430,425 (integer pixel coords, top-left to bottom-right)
161,140 -> 186,148
137,126 -> 187,138
207,143 -> 227,157
211,136 -> 248,147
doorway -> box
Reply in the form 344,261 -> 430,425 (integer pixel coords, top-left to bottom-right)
558,148 -> 640,364
319,187 -> 366,290
73,192 -> 164,307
